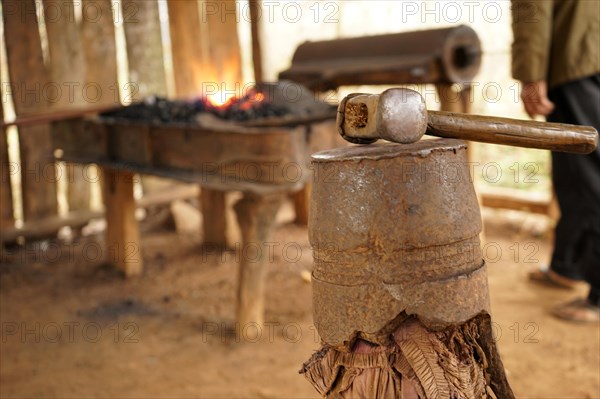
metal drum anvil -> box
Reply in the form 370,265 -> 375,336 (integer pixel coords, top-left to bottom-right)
302,88 -> 597,397
304,139 -> 515,398
310,139 -> 487,346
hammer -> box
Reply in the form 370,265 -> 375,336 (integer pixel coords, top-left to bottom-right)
337,88 -> 598,154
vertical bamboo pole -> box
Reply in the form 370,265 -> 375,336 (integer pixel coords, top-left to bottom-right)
249,0 -> 263,83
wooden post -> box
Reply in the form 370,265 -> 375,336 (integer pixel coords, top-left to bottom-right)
200,188 -> 228,248
292,185 -> 311,225
435,84 -> 475,175
167,0 -> 208,97
234,192 -> 284,325
436,83 -> 464,113
435,83 -> 474,155
43,0 -> 91,212
249,0 -> 263,83
2,0 -> 58,222
102,168 -> 142,276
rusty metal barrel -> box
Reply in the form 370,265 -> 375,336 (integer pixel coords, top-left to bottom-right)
309,138 -> 490,347
279,25 -> 481,91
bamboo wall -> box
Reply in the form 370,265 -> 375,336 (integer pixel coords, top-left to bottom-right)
0,0 -> 245,238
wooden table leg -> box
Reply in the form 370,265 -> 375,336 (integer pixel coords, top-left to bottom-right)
292,183 -> 311,226
201,187 -> 228,248
234,191 -> 284,326
102,168 -> 142,277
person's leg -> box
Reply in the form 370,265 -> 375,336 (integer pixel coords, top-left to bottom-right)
589,288 -> 600,307
546,74 -> 600,320
544,76 -> 600,282
552,225 -> 600,322
545,152 -> 586,281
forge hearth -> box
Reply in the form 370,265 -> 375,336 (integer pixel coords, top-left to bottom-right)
52,82 -> 338,191
50,82 -> 342,325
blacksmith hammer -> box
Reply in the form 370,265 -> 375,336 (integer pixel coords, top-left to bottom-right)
337,88 -> 599,154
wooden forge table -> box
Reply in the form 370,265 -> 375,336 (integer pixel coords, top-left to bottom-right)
51,116 -> 340,325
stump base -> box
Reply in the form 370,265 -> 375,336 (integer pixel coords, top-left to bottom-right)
301,313 -> 513,399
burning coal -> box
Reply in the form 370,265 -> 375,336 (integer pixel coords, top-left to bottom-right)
101,82 -> 334,125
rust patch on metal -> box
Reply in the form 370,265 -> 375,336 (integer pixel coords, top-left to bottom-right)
309,139 -> 488,347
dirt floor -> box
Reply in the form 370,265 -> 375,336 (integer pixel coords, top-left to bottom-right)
1,201 -> 599,398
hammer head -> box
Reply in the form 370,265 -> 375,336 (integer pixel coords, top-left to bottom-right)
337,88 -> 428,144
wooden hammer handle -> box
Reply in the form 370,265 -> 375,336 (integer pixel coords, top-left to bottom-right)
427,111 -> 599,154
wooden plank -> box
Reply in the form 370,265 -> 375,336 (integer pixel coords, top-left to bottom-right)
2,183 -> 199,243
43,0 -> 87,106
109,123 -> 152,164
2,0 -> 58,221
479,190 -> 550,215
52,118 -> 109,161
137,183 -> 199,208
82,0 -> 120,106
1,103 -> 123,128
148,125 -> 307,185
201,188 -> 227,248
167,0 -> 207,98
43,0 -> 91,212
102,168 -> 142,276
1,98 -> 14,256
0,99 -> 12,224
122,0 -> 167,99
204,0 -> 242,85
2,210 -> 103,243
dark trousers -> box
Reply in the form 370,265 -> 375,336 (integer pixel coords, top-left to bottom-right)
547,74 -> 600,306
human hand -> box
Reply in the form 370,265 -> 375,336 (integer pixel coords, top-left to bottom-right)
520,80 -> 555,118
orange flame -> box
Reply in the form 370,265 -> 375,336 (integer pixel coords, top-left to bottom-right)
206,91 -> 235,108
